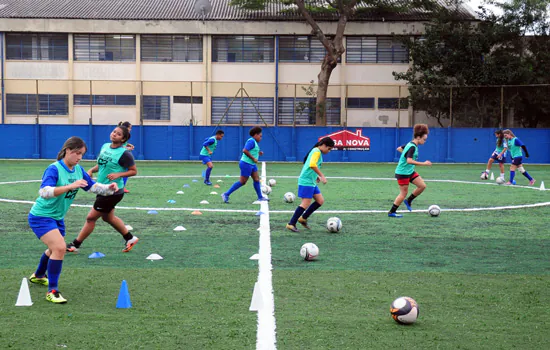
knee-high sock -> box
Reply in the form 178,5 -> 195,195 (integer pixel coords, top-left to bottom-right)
205,167 -> 212,181
35,252 -> 49,277
123,177 -> 128,186
510,171 -> 516,183
289,206 -> 306,226
522,171 -> 533,181
253,181 -> 263,199
47,259 -> 63,292
226,181 -> 243,196
302,202 -> 322,219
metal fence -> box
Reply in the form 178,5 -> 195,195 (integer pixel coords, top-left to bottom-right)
2,80 -> 549,128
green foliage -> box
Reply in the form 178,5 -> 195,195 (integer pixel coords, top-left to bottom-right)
396,0 -> 550,127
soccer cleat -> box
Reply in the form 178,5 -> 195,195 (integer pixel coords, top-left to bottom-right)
286,224 -> 299,232
388,213 -> 403,218
122,237 -> 139,253
124,188 -> 130,193
29,273 -> 49,286
403,199 -> 412,212
258,197 -> 270,202
66,242 -> 79,253
297,217 -> 310,229
529,179 -> 536,186
221,193 -> 229,203
46,290 -> 67,304
204,180 -> 212,186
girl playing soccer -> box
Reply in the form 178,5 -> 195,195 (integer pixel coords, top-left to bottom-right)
118,121 -> 134,193
29,137 -> 117,303
482,130 -> 507,182
388,124 -> 432,218
66,125 -> 139,253
221,126 -> 268,203
286,137 -> 335,232
200,130 -> 225,185
503,129 -> 535,186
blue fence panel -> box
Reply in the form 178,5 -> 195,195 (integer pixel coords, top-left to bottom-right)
1,125 -> 549,163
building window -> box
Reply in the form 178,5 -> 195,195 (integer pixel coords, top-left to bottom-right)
211,97 -> 274,124
279,36 -> 337,63
346,37 -> 408,63
142,96 -> 170,120
74,34 -> 135,61
278,98 -> 341,125
141,35 -> 203,62
74,95 -> 136,106
346,98 -> 375,109
378,98 -> 409,109
6,33 -> 68,61
6,94 -> 68,115
173,96 -> 203,104
212,36 -> 274,63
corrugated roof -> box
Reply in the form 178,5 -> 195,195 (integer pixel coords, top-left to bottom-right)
0,0 -> 475,21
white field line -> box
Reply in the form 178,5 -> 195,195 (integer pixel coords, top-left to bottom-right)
2,197 -> 549,214
256,162 -> 277,350
1,177 -> 548,214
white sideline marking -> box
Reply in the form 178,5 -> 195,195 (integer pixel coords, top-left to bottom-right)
256,162 -> 277,349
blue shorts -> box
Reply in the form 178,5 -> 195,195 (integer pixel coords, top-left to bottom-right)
490,153 -> 506,164
28,213 -> 65,239
512,157 -> 523,166
239,161 -> 258,177
298,185 -> 321,199
199,155 -> 212,164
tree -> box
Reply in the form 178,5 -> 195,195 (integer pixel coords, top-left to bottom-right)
395,0 -> 550,127
230,0 -> 441,125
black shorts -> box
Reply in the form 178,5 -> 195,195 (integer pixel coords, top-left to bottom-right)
93,193 -> 124,213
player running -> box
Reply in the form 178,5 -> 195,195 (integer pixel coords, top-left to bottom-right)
200,130 -> 225,185
503,129 -> 535,186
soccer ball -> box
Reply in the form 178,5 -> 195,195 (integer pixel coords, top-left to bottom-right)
300,243 -> 319,261
496,177 -> 505,185
390,296 -> 419,325
480,171 -> 489,180
284,192 -> 296,203
326,217 -> 342,233
268,179 -> 276,187
428,205 -> 440,217
261,185 -> 272,195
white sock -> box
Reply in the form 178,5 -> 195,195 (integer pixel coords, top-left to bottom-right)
500,173 -> 505,178
485,169 -> 490,173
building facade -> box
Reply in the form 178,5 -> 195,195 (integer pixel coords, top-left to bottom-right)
0,0 -> 474,127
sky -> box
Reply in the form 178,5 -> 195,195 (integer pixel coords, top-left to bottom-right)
466,0 -> 503,15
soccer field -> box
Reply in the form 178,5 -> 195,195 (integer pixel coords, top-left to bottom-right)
0,160 -> 549,349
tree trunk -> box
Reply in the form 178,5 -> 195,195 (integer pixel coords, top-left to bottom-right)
316,54 -> 337,125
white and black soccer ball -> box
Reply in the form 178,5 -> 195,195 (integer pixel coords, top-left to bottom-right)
261,185 -> 272,195
300,243 -> 319,261
390,296 -> 419,325
284,192 -> 296,203
326,217 -> 342,233
496,177 -> 505,185
428,205 -> 440,217
480,172 -> 489,180
268,179 -> 276,187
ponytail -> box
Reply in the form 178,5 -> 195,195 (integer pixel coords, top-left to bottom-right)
303,137 -> 335,163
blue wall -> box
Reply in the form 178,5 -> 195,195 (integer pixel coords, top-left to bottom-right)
1,125 -> 549,163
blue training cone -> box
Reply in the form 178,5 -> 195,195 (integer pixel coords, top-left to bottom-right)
192,179 -> 198,183
88,252 -> 105,259
116,280 -> 132,309
147,210 -> 158,215
202,170 -> 206,178
183,184 -> 190,188
255,211 -> 265,216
